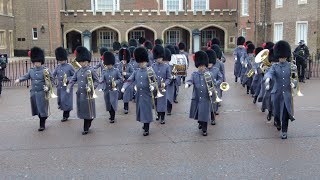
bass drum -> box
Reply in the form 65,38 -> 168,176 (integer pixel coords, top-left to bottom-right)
169,54 -> 188,76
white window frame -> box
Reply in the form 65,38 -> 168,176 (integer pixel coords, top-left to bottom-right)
273,22 -> 283,42
163,0 -> 183,11
32,28 -> 38,40
165,30 -> 181,45
93,0 -> 120,11
191,0 -> 209,11
295,21 -> 308,45
275,0 -> 283,8
0,30 -> 6,49
99,30 -> 115,49
201,29 -> 216,47
241,28 -> 247,38
129,30 -> 145,42
241,0 -> 249,16
298,0 -> 307,4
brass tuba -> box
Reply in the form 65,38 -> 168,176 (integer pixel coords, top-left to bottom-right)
43,68 -> 58,99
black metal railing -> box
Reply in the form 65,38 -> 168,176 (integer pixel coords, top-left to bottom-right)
2,57 -> 103,87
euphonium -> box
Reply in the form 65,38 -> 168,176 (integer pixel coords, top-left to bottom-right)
220,82 -> 230,91
147,67 -> 163,98
255,49 -> 271,73
204,72 -> 222,103
43,68 -> 58,99
71,57 -> 82,69
63,73 -> 67,86
86,70 -> 98,99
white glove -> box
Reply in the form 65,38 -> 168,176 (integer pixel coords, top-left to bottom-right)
245,64 -> 247,68
161,83 -> 166,88
0,67 -> 2,69
173,75 -> 176,79
255,70 -> 258,75
291,82 -> 295,89
134,85 -> 137,91
66,88 -> 70,93
98,89 -> 103,92
184,84 -> 190,89
265,78 -> 270,84
265,85 -> 270,90
209,91 -> 213,97
121,88 -> 125,93
234,57 -> 237,61
43,85 -> 49,92
122,72 -> 126,76
14,79 -> 20,84
86,86 -> 91,92
149,86 -> 154,91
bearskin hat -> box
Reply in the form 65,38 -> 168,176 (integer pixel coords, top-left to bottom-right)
254,47 -> 263,56
75,46 -> 91,62
153,45 -> 165,59
119,48 -> 131,62
134,47 -> 149,63
128,46 -> 135,59
100,47 -> 108,56
194,51 -> 209,68
103,51 -> 115,65
165,45 -> 176,55
244,41 -> 252,47
211,38 -> 221,46
205,49 -> 217,65
273,40 -> 291,59
263,41 -> 275,50
139,37 -> 146,45
29,47 -> 45,64
247,43 -> 255,54
113,42 -> 121,51
210,44 -> 222,59
154,39 -> 163,46
268,49 -> 278,63
174,46 -> 179,54
237,36 -> 246,45
144,40 -> 153,50
178,42 -> 186,50
55,47 -> 67,61
163,48 -> 172,62
129,38 -> 138,47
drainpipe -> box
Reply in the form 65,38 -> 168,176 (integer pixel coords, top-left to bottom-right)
254,0 -> 257,45
61,23 -> 64,48
236,0 -> 239,39
264,0 -> 267,42
64,0 -> 67,10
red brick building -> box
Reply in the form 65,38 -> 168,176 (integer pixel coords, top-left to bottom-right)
0,0 -> 14,57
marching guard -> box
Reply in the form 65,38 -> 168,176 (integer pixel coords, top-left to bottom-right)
128,46 -> 139,71
251,47 -> 263,103
52,47 -> 75,122
166,45 -> 181,103
241,43 -> 255,94
113,41 -> 121,65
152,45 -> 171,124
205,49 -> 223,125
121,47 -> 155,136
100,51 -> 122,123
264,40 -> 296,139
67,46 -> 99,135
14,47 -> 53,131
178,42 -> 189,84
118,48 -> 134,114
233,36 -> 246,83
185,51 -> 214,136
163,48 -> 174,115
94,47 -> 108,71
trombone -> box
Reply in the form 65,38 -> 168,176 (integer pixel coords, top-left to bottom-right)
147,67 -> 163,116
86,70 -> 98,119
63,73 -> 67,86
204,72 -> 222,115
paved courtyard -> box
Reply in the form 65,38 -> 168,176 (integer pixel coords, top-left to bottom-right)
0,55 -> 320,179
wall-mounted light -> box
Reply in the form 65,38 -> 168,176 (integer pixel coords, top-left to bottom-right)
246,20 -> 251,27
40,25 -> 45,33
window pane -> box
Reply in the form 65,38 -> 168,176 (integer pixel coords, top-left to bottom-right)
166,30 -> 180,45
97,0 -> 114,10
194,0 -> 206,11
0,31 -> 5,48
167,0 -> 179,11
99,31 -> 115,49
129,30 -> 145,42
201,30 -> 216,47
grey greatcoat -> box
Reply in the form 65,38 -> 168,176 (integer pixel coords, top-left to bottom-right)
264,62 -> 295,121
148,51 -> 154,67
129,59 -> 139,71
262,67 -> 275,112
187,71 -> 214,123
251,63 -> 263,96
116,62 -> 134,103
68,66 -> 99,119
233,47 -> 247,77
123,67 -> 154,123
166,65 -> 176,104
152,62 -> 171,112
208,66 -> 223,112
242,54 -> 254,86
52,63 -> 75,111
100,67 -> 122,111
214,60 -> 225,98
19,66 -> 53,117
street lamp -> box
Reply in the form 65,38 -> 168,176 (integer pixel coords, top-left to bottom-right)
246,20 -> 252,28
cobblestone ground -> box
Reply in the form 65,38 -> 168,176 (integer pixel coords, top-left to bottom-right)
0,55 -> 320,179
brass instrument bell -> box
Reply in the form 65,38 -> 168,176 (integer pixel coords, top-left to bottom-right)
43,69 -> 58,99
220,82 -> 230,91
63,73 -> 67,86
147,67 -> 163,98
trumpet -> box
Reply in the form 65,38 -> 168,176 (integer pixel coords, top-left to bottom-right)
147,67 -> 163,116
70,57 -> 82,69
111,77 -> 117,91
63,73 -> 67,86
43,68 -> 58,100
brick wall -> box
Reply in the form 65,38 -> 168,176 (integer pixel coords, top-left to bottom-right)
0,0 -> 14,56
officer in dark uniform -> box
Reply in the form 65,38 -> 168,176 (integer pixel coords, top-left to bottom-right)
293,40 -> 309,83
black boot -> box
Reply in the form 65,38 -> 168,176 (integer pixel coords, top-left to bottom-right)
235,76 -> 238,82
160,112 -> 165,124
281,132 -> 287,139
124,103 -> 129,114
198,121 -> 202,129
211,112 -> 216,125
156,112 -> 160,121
82,120 -> 89,135
143,123 -> 149,136
246,86 -> 250,94
38,117 -> 46,131
253,96 -> 257,104
267,111 -> 272,121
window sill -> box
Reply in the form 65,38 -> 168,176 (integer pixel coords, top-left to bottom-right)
241,14 -> 249,17
275,6 -> 283,8
0,47 -> 7,49
0,13 -> 14,18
